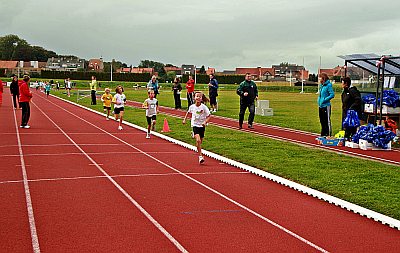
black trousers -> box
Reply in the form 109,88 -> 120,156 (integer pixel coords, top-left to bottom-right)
12,93 -> 19,108
239,100 -> 255,126
173,93 -> 181,109
187,92 -> 194,107
319,106 -> 332,136
91,90 -> 96,105
20,102 -> 30,126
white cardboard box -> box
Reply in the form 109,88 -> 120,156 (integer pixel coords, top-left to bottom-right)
381,105 -> 400,114
345,141 -> 359,148
359,139 -> 373,150
364,104 -> 374,113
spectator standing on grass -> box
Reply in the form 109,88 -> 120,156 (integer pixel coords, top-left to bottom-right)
208,73 -> 218,112
142,90 -> 159,139
112,85 -> 126,130
237,73 -> 258,129
147,75 -> 159,98
19,75 -> 33,129
182,91 -> 211,164
172,76 -> 182,109
318,72 -> 335,137
66,78 -> 72,97
90,75 -> 97,105
10,74 -> 20,109
186,75 -> 195,107
341,76 -> 362,140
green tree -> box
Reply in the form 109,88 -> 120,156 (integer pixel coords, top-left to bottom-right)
166,71 -> 176,82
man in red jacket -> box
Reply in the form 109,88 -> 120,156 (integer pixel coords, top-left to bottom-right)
19,75 -> 33,128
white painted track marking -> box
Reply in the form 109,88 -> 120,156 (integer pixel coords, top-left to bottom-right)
41,96 -> 329,252
12,103 -> 41,252
31,101 -> 189,253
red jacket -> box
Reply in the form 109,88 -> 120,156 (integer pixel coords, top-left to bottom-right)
186,79 -> 195,93
19,81 -> 32,102
0,80 -> 3,93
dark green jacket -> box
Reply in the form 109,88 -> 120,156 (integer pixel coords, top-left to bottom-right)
237,80 -> 258,102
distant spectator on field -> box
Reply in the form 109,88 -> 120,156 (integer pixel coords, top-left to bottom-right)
172,76 -> 182,109
65,78 -> 72,97
56,81 -> 60,90
19,75 -> 33,128
237,73 -> 258,129
208,73 -> 218,112
341,76 -> 362,140
10,74 -> 20,109
186,75 -> 195,107
317,72 -> 335,137
147,75 -> 159,98
90,75 -> 98,105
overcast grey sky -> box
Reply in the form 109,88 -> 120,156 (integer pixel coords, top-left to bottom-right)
1,0 -> 399,73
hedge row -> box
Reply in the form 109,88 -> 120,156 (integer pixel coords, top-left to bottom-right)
41,71 -> 151,82
181,74 -> 246,84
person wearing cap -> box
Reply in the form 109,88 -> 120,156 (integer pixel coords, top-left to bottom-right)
10,74 -> 20,109
19,75 -> 33,128
101,87 -> 113,120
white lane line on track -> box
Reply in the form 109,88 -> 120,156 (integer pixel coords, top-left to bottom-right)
0,142 -> 175,149
56,95 -> 400,231
0,171 -> 250,185
46,98 -> 329,252
0,151 -> 189,158
31,101 -> 189,253
12,104 -> 41,252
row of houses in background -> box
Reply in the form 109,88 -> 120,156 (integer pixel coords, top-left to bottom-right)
0,57 -> 369,82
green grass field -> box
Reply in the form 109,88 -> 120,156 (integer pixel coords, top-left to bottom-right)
49,88 -> 400,220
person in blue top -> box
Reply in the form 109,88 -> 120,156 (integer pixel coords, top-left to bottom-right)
317,73 -> 335,136
147,75 -> 159,98
208,74 -> 218,112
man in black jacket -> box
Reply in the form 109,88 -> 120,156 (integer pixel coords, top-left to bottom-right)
237,73 -> 258,129
341,77 -> 362,139
10,74 -> 20,109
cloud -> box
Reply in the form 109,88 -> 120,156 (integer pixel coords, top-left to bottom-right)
1,0 -> 400,73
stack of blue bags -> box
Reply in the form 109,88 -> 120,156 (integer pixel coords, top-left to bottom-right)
343,110 -> 360,129
352,124 -> 396,149
362,90 -> 400,107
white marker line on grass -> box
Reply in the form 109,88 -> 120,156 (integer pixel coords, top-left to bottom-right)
12,106 -> 41,253
32,101 -> 188,253
0,171 -> 249,185
46,97 -> 329,252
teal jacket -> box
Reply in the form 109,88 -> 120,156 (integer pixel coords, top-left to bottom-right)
318,80 -> 335,108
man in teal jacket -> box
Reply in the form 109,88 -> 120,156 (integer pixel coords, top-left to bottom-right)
318,73 -> 335,136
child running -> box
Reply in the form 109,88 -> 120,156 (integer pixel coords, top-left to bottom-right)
101,88 -> 113,120
112,85 -> 126,130
182,91 -> 211,164
142,90 -> 159,138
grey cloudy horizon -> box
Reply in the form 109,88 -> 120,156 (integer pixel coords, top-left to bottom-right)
1,0 -> 399,73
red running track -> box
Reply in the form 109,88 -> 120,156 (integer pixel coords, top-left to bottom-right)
126,100 -> 400,166
1,89 -> 399,253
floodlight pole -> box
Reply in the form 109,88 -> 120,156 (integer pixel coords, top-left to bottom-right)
300,57 -> 304,93
194,65 -> 196,84
111,59 -> 114,82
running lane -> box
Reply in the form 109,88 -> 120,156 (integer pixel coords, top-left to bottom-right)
1,90 -> 399,252
126,100 -> 400,166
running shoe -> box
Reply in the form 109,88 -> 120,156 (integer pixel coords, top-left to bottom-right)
146,133 -> 150,139
199,156 -> 205,164
118,125 -> 123,130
